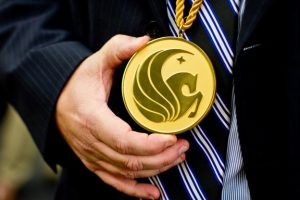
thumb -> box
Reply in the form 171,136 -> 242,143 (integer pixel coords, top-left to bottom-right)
97,34 -> 150,68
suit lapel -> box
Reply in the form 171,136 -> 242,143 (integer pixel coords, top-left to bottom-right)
236,0 -> 272,55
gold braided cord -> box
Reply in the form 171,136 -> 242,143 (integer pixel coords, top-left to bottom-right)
175,0 -> 203,31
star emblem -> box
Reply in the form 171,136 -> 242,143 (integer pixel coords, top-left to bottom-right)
177,56 -> 186,64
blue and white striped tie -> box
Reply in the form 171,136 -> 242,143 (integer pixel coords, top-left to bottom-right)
147,0 -> 240,199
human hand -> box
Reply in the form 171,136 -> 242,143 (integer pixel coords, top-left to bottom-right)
55,35 -> 189,199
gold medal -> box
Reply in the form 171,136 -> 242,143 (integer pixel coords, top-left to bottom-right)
122,37 -> 215,134
122,0 -> 216,134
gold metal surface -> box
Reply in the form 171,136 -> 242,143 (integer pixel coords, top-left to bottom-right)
122,37 -> 216,134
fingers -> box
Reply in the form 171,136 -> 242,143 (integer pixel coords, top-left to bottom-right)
93,152 -> 186,179
92,104 -> 179,156
84,35 -> 150,101
71,111 -> 189,173
97,34 -> 150,68
80,157 -> 161,199
89,138 -> 189,171
94,170 -> 161,200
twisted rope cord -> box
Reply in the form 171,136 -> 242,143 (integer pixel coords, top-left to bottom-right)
175,0 -> 203,31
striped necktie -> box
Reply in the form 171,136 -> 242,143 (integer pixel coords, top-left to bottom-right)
147,0 -> 240,199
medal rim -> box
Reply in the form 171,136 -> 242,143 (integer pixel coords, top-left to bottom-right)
122,36 -> 216,134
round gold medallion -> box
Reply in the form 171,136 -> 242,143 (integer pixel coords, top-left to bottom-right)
122,37 -> 216,134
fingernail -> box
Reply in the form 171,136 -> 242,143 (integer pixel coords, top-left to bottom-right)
174,154 -> 185,165
163,135 -> 177,147
179,145 -> 189,154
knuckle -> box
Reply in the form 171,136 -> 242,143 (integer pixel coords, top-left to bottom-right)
114,139 -> 129,154
124,157 -> 143,171
113,125 -> 132,154
161,158 -> 173,167
111,34 -> 123,43
124,171 -> 137,179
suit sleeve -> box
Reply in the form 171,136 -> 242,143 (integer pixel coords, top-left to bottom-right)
0,0 -> 92,169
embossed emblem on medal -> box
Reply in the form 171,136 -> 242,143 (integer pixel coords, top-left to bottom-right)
122,37 -> 216,134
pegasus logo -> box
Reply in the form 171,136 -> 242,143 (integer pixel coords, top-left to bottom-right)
133,49 -> 203,123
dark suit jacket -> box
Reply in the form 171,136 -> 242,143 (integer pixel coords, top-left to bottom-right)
0,0 -> 298,199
